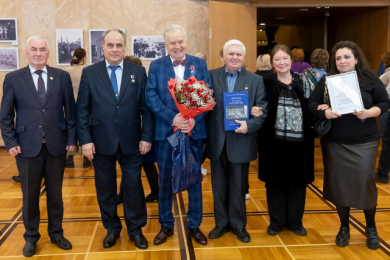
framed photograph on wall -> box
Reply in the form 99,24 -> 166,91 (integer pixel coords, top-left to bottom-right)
131,36 -> 167,60
0,47 -> 19,71
56,29 -> 83,66
0,18 -> 18,43
89,29 -> 125,65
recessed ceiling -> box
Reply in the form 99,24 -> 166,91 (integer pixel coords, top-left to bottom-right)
257,7 -> 384,26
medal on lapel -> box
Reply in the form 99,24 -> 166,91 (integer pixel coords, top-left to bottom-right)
131,75 -> 135,83
50,77 -> 53,80
190,65 -> 195,76
245,85 -> 248,90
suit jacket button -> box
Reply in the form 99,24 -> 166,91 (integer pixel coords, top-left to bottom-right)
116,120 -> 118,122
39,125 -> 42,128
42,109 -> 45,112
117,106 -> 119,108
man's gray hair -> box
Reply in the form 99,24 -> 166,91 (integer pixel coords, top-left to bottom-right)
163,25 -> 187,41
102,28 -> 127,45
26,35 -> 50,50
223,39 -> 246,56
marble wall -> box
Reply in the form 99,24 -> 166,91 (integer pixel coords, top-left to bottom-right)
0,0 -> 209,146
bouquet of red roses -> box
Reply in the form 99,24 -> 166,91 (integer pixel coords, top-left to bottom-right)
167,76 -> 215,193
168,76 -> 215,135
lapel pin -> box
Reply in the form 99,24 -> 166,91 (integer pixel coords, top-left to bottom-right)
131,75 -> 135,83
50,77 -> 53,80
245,85 -> 248,90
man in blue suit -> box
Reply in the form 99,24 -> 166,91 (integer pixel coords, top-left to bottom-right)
0,36 -> 76,257
145,24 -> 212,246
77,29 -> 154,249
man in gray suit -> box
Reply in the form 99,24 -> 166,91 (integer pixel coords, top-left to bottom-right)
206,39 -> 267,243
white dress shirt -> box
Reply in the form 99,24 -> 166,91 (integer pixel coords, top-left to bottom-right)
170,55 -> 186,80
29,65 -> 48,92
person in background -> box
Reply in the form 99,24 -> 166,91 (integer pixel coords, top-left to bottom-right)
255,54 -> 274,78
194,52 -> 207,62
257,44 -> 314,237
220,49 -> 225,66
375,51 -> 390,183
116,55 -> 159,204
291,48 -> 312,73
310,48 -> 329,81
308,40 -> 390,250
64,48 -> 92,169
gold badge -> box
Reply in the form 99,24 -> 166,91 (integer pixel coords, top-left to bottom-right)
245,85 -> 248,90
131,75 -> 135,83
50,77 -> 53,80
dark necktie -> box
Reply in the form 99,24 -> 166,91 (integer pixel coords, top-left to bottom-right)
109,65 -> 119,99
35,70 -> 46,103
173,59 -> 187,66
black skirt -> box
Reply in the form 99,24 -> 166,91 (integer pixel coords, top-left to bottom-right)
321,140 -> 378,210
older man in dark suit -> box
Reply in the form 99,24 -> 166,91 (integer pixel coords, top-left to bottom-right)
0,35 -> 76,257
77,29 -> 154,250
206,39 -> 268,243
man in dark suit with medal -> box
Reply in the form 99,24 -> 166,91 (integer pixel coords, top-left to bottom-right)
0,35 -> 76,257
77,29 -> 154,250
206,39 -> 267,243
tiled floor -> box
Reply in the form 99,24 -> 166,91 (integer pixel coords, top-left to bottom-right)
0,145 -> 390,259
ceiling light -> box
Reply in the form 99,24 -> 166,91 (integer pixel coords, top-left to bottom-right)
299,9 -> 309,11
260,23 -> 265,25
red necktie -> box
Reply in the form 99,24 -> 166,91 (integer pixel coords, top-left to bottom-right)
173,59 -> 187,66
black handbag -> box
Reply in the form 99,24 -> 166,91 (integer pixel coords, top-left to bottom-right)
313,83 -> 331,139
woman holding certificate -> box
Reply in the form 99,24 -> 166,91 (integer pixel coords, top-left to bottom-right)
257,44 -> 314,237
308,41 -> 390,250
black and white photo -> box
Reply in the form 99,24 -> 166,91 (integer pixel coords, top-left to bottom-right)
89,29 -> 125,65
0,47 -> 19,71
56,29 -> 83,65
0,18 -> 17,42
131,36 -> 166,60
226,105 -> 248,120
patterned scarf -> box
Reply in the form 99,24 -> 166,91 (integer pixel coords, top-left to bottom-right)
275,72 -> 314,142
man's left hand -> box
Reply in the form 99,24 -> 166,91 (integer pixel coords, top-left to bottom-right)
66,145 -> 76,152
234,120 -> 248,134
181,118 -> 196,133
139,141 -> 152,155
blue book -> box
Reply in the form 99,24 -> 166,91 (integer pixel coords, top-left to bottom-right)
223,92 -> 249,131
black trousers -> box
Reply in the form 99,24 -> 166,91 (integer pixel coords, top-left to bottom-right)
16,144 -> 66,243
378,112 -> 390,180
266,187 -> 306,231
93,145 -> 146,238
211,143 -> 249,229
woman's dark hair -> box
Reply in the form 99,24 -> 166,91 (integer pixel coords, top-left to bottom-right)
124,55 -> 142,66
381,52 -> 390,68
70,48 -> 86,65
270,44 -> 292,65
329,41 -> 373,85
311,48 -> 329,69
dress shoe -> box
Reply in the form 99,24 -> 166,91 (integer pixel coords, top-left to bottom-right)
65,156 -> 74,168
231,228 -> 251,243
209,226 -> 231,239
12,175 -> 20,182
375,173 -> 388,184
335,226 -> 350,247
145,193 -> 159,202
23,242 -> 36,257
103,233 -> 120,248
83,156 -> 92,168
50,236 -> 72,250
154,228 -> 174,245
267,226 -> 280,236
188,228 -> 207,245
288,226 -> 307,236
366,227 -> 380,250
130,233 -> 148,249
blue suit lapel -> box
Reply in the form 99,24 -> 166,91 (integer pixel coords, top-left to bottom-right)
97,61 -> 117,102
22,66 -> 44,107
183,55 -> 193,80
164,56 -> 176,81
118,61 -> 131,103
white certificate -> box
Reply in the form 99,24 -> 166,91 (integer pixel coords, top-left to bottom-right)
325,71 -> 364,115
